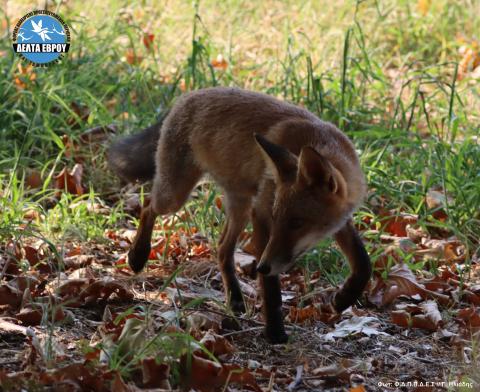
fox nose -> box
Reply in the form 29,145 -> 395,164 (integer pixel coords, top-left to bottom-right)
256,262 -> 271,275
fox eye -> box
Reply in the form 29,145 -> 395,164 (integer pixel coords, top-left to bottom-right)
289,218 -> 304,230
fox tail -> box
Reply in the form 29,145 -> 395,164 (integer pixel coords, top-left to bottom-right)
107,120 -> 162,183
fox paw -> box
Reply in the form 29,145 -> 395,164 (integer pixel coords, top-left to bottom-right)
332,290 -> 354,313
127,245 -> 150,273
264,327 -> 288,344
230,298 -> 246,314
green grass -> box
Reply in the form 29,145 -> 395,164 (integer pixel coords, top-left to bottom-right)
1,0 -> 479,308
1,0 -> 479,386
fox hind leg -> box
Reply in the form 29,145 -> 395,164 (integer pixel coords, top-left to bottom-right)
128,137 -> 203,273
217,193 -> 251,314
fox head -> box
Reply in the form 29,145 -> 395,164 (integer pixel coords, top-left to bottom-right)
254,133 -> 353,276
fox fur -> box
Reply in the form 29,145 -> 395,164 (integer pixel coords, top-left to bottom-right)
108,87 -> 372,343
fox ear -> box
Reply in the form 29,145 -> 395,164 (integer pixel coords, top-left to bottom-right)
254,133 -> 297,183
298,146 -> 345,195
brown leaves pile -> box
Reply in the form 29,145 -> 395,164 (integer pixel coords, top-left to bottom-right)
458,39 -> 480,80
362,191 -> 479,339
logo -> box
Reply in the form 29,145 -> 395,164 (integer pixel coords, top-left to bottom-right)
12,10 -> 70,66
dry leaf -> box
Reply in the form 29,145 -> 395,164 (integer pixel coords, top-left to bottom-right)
25,170 -> 42,189
16,305 -> 66,326
381,212 -> 418,237
458,42 -> 480,80
125,48 -> 143,65
199,329 -> 235,357
417,0 -> 431,15
323,316 -> 390,341
14,63 -> 36,90
141,358 -> 170,389
425,189 -> 450,221
0,284 -> 23,307
211,54 -> 228,70
350,386 -> 367,392
391,301 -> 442,331
180,354 -> 261,392
381,264 -> 451,306
0,318 -> 28,335
142,32 -> 155,50
457,308 -> 480,329
39,363 -> 110,392
54,164 -> 84,196
80,279 -> 133,305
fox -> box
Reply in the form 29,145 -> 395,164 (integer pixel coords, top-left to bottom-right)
108,87 -> 372,344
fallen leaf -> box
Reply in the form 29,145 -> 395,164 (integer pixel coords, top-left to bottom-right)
381,264 -> 451,306
13,63 -> 36,90
0,317 -> 28,335
425,189 -> 450,221
288,304 -> 321,323
141,358 -> 170,389
54,164 -> 84,196
391,301 -> 442,331
199,330 -> 235,357
417,0 -> 431,15
220,364 -> 262,392
25,169 -> 42,189
211,54 -> 228,70
322,316 -> 390,341
16,305 -> 66,326
80,278 -> 133,305
457,308 -> 480,329
39,363 -> 110,391
350,386 -> 367,392
66,101 -> 90,127
0,284 -> 22,307
380,211 -> 418,237
180,353 -> 223,391
180,354 -> 261,392
125,48 -> 143,65
312,361 -> 350,382
142,32 -> 155,50
458,42 -> 480,80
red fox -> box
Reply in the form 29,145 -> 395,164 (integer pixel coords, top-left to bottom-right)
108,87 -> 371,343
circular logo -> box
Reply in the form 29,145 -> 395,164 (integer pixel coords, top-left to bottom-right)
12,10 -> 70,66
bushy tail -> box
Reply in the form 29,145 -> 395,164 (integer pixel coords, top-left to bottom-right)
107,121 -> 162,183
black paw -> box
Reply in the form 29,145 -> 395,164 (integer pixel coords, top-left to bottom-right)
332,289 -> 355,313
230,298 -> 246,314
127,245 -> 150,273
264,327 -> 288,344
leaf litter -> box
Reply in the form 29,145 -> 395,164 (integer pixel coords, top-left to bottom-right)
0,188 -> 479,390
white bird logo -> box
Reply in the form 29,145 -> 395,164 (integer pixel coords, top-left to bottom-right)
52,26 -> 65,36
31,19 -> 52,42
18,31 -> 32,41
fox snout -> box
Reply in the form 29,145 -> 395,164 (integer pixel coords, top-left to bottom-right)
256,259 -> 272,275
256,243 -> 294,276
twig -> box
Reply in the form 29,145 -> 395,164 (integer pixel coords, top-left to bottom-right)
287,365 -> 304,391
221,326 -> 264,337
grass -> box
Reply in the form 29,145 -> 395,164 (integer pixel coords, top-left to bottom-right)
1,0 -> 479,388
1,0 -> 478,249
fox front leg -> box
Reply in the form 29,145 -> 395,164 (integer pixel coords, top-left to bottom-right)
333,220 -> 372,312
251,208 -> 288,344
259,274 -> 288,344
